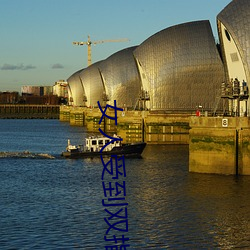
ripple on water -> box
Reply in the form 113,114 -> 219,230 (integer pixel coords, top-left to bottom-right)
0,121 -> 250,249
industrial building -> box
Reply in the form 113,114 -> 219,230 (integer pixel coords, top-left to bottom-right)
21,86 -> 53,96
0,92 -> 19,104
67,0 -> 249,116
52,80 -> 68,99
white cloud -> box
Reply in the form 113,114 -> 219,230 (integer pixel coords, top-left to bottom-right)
1,63 -> 36,70
51,63 -> 64,69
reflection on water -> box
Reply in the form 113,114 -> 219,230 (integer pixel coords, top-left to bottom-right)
186,174 -> 250,249
0,120 -> 250,249
126,145 -> 250,249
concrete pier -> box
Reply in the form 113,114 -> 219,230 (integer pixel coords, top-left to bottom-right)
59,106 -> 190,144
0,104 -> 59,119
144,113 -> 189,144
60,106 -> 250,175
189,117 -> 250,175
59,105 -> 71,122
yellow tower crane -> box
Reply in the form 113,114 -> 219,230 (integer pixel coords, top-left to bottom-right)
73,35 -> 129,66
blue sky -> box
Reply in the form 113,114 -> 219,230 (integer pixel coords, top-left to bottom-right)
0,0 -> 231,92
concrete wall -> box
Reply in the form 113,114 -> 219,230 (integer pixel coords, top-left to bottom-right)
60,107 -> 250,175
0,104 -> 59,119
145,114 -> 189,144
59,106 -> 71,122
189,117 -> 250,175
59,106 -> 190,144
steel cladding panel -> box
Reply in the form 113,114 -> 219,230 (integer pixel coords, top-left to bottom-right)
79,61 -> 104,108
67,69 -> 85,106
134,20 -> 225,111
217,0 -> 250,84
99,46 -> 141,108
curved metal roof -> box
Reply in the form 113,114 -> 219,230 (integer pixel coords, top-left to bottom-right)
79,61 -> 104,108
99,46 -> 141,109
67,68 -> 85,106
134,20 -> 225,111
217,0 -> 250,83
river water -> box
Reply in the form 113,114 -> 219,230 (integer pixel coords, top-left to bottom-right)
0,119 -> 250,249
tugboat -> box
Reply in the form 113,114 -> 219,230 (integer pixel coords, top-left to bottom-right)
61,134 -> 147,158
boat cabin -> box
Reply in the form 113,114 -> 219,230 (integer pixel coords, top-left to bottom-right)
85,135 -> 122,152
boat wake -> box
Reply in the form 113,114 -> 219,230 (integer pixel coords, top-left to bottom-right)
0,151 -> 55,159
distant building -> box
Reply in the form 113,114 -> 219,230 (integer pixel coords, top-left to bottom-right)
21,86 -> 53,96
43,86 -> 53,96
52,80 -> 68,98
20,85 -> 59,105
0,92 -> 19,104
21,86 -> 40,96
21,95 -> 59,105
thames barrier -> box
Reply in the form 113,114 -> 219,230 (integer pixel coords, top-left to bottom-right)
59,105 -> 250,176
59,106 -> 190,144
62,0 -> 250,175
